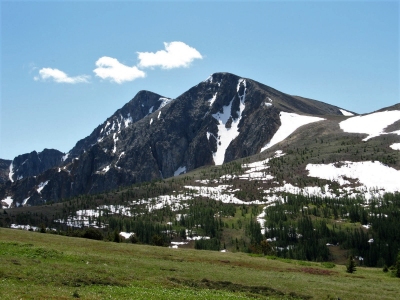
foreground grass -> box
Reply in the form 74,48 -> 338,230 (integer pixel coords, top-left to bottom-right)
1,228 -> 399,299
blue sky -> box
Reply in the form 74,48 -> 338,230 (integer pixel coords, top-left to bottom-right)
1,1 -> 399,160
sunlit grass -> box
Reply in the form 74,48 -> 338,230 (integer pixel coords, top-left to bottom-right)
1,228 -> 399,299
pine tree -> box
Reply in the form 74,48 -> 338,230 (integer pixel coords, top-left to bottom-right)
395,252 -> 400,278
346,255 -> 356,273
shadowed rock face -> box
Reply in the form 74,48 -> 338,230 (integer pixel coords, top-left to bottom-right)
0,72 -> 351,207
0,159 -> 12,185
8,149 -> 64,183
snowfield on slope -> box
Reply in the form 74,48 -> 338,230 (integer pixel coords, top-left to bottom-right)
211,79 -> 247,165
339,110 -> 400,141
261,112 -> 325,152
390,143 -> 400,150
306,161 -> 400,194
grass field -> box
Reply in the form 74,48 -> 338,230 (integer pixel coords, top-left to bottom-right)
1,228 -> 399,299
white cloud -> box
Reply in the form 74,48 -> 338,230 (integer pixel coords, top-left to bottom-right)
137,41 -> 203,69
36,68 -> 90,83
93,56 -> 146,84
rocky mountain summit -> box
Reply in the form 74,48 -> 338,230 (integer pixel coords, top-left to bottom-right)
1,72 -> 398,208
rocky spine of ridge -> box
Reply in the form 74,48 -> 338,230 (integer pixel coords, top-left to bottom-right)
65,90 -> 172,161
0,72 -> 349,208
7,149 -> 64,183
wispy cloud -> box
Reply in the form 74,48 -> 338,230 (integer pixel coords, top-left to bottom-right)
34,68 -> 90,83
137,41 -> 202,69
93,56 -> 146,84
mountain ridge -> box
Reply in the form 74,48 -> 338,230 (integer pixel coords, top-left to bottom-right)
1,72 -> 398,209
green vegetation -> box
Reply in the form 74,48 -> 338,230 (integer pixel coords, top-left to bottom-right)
1,228 -> 400,299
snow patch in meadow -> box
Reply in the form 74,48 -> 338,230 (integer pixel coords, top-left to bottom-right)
339,110 -> 400,141
10,224 -> 39,231
264,183 -> 337,199
174,166 -> 187,176
184,185 -> 270,205
306,161 -> 400,193
390,143 -> 400,150
37,181 -> 49,194
120,232 -> 134,239
212,79 -> 246,165
239,150 -> 284,181
257,208 -> 267,235
340,109 -> 354,116
261,112 -> 325,152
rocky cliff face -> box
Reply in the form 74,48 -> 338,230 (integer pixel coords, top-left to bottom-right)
65,91 -> 172,161
8,149 -> 64,183
0,72 -> 349,207
0,159 -> 12,185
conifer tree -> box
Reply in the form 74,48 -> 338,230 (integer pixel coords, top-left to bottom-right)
395,252 -> 400,278
346,255 -> 356,273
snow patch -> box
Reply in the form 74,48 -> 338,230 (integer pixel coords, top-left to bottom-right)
150,118 -> 153,125
212,79 -> 246,165
208,92 -> 217,106
37,180 -> 49,194
339,109 -> 354,116
390,143 -> 400,150
102,165 -> 111,173
158,111 -> 161,119
174,166 -> 187,176
339,110 -> 400,141
112,133 -> 119,153
10,224 -> 39,231
124,113 -> 133,127
149,106 -> 154,114
306,161 -> 400,194
159,97 -> 172,109
120,232 -> 134,239
1,196 -> 13,209
61,153 -> 70,162
22,197 -> 30,206
9,162 -> 14,182
261,112 -> 325,152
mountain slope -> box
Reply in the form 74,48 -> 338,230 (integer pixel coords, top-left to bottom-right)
0,72 -> 378,207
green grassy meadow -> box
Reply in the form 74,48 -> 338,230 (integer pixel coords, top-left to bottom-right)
1,228 -> 399,299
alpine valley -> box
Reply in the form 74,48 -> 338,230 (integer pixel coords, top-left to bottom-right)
1,72 -> 400,268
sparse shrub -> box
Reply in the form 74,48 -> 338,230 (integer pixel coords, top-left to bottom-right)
383,265 -> 388,273
113,230 -> 121,243
72,290 -> 80,298
83,228 -> 103,240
